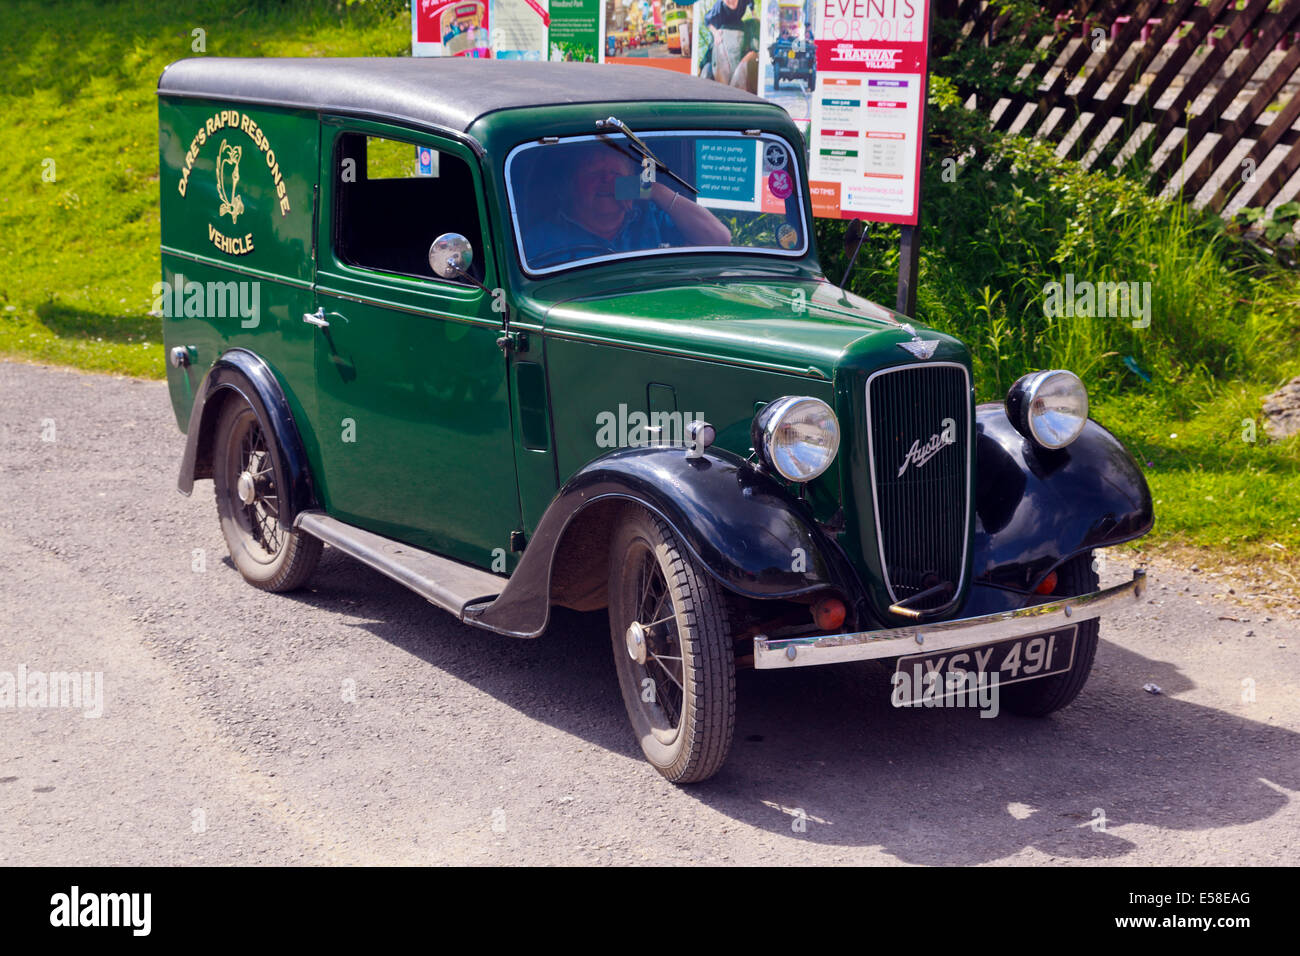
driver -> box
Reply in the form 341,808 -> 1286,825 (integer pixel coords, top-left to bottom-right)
528,143 -> 731,266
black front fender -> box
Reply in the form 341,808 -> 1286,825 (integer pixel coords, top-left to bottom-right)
971,403 -> 1153,596
463,446 -> 862,638
177,348 -> 317,524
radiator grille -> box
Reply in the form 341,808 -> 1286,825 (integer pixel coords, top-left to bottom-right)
866,363 -> 971,612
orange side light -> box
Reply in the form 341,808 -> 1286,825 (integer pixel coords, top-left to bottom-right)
812,597 -> 847,631
1035,571 -> 1058,595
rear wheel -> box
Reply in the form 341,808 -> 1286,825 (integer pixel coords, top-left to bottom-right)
1001,553 -> 1100,716
608,508 -> 736,783
212,396 -> 321,592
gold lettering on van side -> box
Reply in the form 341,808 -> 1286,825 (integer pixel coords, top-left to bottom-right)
208,223 -> 254,256
175,107 -> 293,254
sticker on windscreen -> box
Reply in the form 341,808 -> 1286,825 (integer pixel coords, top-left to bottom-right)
763,141 -> 788,172
768,169 -> 793,200
696,139 -> 761,212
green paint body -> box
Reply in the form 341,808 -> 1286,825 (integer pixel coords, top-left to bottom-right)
159,90 -> 972,598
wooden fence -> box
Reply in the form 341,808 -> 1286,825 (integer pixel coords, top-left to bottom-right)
939,0 -> 1300,214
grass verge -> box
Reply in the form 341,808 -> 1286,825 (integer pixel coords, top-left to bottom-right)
0,0 -> 407,377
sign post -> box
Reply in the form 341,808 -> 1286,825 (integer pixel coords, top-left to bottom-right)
805,0 -> 931,315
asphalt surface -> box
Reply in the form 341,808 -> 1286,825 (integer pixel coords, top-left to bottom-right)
1,360 -> 1297,865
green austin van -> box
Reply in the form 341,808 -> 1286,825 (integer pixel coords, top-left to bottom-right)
158,57 -> 1152,783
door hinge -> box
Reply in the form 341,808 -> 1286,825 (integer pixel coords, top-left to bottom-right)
510,530 -> 527,553
496,329 -> 528,354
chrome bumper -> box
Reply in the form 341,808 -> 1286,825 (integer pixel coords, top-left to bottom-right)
754,569 -> 1147,669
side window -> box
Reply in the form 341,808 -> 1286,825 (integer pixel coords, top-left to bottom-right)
333,132 -> 485,283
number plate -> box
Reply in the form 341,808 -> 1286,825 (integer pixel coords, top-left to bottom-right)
892,625 -> 1078,705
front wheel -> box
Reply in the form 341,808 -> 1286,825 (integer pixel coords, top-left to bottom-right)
1001,553 -> 1100,716
608,507 -> 736,783
212,396 -> 321,592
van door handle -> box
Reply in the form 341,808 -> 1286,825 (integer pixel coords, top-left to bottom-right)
303,308 -> 330,329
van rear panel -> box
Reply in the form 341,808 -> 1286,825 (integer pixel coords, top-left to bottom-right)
157,96 -> 320,466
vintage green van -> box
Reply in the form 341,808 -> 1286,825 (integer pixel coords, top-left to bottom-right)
158,57 -> 1152,783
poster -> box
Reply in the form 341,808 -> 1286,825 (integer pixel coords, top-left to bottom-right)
807,0 -> 930,223
691,0 -> 760,92
604,0 -> 692,72
758,0 -> 815,121
492,0 -> 550,58
417,0 -> 600,61
412,0 -> 491,57
549,0 -> 602,60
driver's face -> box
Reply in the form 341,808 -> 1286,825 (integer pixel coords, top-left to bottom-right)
573,149 -> 634,221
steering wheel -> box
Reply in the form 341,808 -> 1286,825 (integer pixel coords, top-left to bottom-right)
529,242 -> 617,269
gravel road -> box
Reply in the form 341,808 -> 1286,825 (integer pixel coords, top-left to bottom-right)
1,360 -> 1297,865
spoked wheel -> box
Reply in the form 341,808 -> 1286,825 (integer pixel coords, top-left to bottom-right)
608,508 -> 735,783
212,396 -> 321,592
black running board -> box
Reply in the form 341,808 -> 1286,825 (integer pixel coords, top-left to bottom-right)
294,511 -> 504,619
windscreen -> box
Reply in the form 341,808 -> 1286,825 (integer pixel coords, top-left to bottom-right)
505,131 -> 808,275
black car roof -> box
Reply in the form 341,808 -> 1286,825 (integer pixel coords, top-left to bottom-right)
157,57 -> 767,134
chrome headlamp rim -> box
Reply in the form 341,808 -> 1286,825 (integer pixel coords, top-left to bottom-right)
1008,369 -> 1089,450
751,395 -> 841,483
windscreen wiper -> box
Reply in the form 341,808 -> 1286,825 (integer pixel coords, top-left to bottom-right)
595,115 -> 698,196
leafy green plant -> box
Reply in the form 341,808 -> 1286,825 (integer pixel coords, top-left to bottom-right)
1223,202 -> 1300,266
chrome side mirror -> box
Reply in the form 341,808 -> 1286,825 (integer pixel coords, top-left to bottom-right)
429,233 -> 473,279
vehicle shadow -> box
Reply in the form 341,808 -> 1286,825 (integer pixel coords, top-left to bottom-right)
719,648 -> 1297,864
34,302 -> 157,344
295,548 -> 1299,864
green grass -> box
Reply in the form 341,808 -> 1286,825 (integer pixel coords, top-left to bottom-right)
1097,389 -> 1300,566
1,0 -> 1298,573
0,0 -> 408,378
